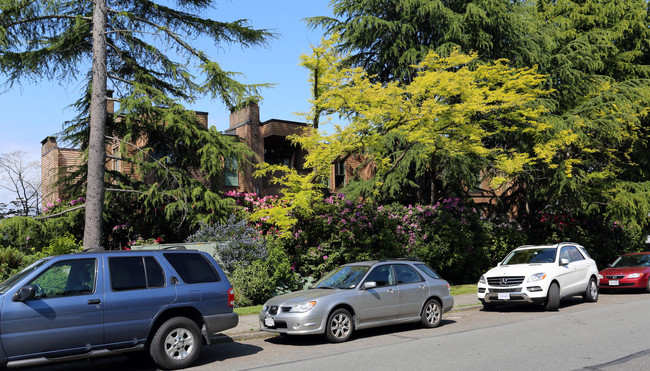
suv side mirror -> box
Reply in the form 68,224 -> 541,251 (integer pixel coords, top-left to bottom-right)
560,258 -> 570,266
12,285 -> 35,302
363,281 -> 377,289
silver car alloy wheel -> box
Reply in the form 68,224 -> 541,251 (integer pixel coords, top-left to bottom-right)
329,312 -> 351,338
425,301 -> 441,325
164,327 -> 195,360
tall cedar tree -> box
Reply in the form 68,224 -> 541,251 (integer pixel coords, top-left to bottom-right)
0,0 -> 274,247
527,0 -> 650,229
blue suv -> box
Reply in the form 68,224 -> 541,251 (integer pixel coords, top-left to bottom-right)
0,249 -> 237,369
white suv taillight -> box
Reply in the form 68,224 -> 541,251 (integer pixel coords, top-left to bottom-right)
228,288 -> 235,307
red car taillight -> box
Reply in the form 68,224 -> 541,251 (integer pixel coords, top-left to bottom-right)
228,288 -> 235,307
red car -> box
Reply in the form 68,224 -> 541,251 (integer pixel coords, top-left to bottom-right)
599,252 -> 650,292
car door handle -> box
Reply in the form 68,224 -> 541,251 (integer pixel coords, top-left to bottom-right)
387,289 -> 396,294
88,299 -> 101,305
419,285 -> 426,290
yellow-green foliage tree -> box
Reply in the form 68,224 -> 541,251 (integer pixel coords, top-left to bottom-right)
255,37 -> 552,233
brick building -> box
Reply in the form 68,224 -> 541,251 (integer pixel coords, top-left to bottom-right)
40,101 -> 363,208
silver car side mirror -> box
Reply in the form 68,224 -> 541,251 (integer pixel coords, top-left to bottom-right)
363,281 -> 377,289
560,258 -> 569,266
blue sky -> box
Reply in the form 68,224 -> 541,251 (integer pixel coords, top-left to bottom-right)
0,0 -> 334,205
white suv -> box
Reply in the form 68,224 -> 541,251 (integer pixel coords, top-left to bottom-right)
477,243 -> 599,311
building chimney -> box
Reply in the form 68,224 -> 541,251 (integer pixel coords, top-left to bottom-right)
229,101 -> 260,128
106,90 -> 114,114
41,136 -> 58,156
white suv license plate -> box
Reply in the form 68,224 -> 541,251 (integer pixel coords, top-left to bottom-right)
609,280 -> 619,286
497,293 -> 510,300
265,317 -> 275,327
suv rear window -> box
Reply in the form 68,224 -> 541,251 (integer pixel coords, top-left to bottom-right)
110,256 -> 165,291
164,253 -> 220,284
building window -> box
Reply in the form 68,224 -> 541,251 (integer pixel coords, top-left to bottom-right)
112,145 -> 121,172
224,157 -> 238,187
334,161 -> 345,188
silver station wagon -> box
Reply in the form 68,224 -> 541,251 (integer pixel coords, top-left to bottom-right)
259,259 -> 454,342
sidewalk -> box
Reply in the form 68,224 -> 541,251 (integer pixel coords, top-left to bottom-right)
212,293 -> 480,343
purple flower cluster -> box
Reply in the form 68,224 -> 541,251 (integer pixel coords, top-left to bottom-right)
186,215 -> 268,273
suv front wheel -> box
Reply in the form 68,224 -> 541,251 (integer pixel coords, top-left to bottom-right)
544,282 -> 560,311
150,317 -> 203,370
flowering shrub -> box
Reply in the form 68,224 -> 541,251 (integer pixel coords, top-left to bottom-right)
276,195 -> 510,284
186,214 -> 268,273
41,197 -> 86,215
225,192 -> 646,288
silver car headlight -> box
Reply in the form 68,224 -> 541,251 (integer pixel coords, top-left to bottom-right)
478,275 -> 486,284
527,273 -> 547,282
290,301 -> 316,313
627,273 -> 642,279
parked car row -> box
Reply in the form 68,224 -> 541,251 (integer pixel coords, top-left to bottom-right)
477,242 -> 650,312
1,243 -> 647,369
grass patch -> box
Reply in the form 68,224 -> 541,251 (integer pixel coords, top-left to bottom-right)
450,284 -> 477,296
235,305 -> 263,316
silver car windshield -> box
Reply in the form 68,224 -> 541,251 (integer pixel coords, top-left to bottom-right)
312,265 -> 370,289
502,248 -> 557,265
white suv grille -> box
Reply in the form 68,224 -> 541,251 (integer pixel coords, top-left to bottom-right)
487,276 -> 525,286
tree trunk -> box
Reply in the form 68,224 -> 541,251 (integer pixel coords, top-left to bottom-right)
83,0 -> 108,248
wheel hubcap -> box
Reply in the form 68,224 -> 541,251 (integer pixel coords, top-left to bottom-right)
164,327 -> 194,360
426,303 -> 440,324
330,314 -> 350,338
590,281 -> 598,299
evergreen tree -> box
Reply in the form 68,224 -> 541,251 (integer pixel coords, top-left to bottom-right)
309,0 -> 650,230
0,0 -> 274,246
308,0 -> 547,83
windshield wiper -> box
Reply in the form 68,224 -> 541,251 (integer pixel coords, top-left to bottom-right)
314,286 -> 337,289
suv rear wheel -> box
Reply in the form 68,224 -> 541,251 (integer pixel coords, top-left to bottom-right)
421,299 -> 442,328
582,277 -> 598,302
150,317 -> 203,370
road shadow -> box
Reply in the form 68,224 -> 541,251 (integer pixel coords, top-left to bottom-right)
480,296 -> 587,313
193,341 -> 264,367
19,342 -> 264,371
264,319 -> 457,346
599,288 -> 647,295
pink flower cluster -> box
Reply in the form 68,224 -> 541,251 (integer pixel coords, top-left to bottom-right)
42,196 -> 86,213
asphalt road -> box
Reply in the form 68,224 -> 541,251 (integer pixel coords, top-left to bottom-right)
24,291 -> 650,371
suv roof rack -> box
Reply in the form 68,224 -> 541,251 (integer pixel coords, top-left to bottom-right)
82,246 -> 106,252
161,245 -> 187,250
